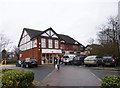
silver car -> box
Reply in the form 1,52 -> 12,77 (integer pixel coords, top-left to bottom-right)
84,55 -> 102,66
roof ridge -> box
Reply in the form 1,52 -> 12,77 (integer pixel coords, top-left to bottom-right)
24,28 -> 43,32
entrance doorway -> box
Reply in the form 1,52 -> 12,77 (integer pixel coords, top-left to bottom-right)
42,54 -> 54,64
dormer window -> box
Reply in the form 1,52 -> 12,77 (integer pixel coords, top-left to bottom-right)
61,40 -> 65,43
75,42 -> 78,44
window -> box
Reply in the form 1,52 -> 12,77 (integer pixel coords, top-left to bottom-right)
41,38 -> 46,48
33,39 -> 37,48
49,39 -> 52,48
55,40 -> 58,48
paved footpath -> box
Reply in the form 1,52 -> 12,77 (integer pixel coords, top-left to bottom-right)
39,65 -> 101,86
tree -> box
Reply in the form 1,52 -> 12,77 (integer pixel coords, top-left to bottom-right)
0,34 -> 12,51
97,16 -> 119,56
97,16 -> 118,44
87,38 -> 94,45
12,45 -> 20,60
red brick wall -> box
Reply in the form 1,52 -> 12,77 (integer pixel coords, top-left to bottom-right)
19,47 -> 42,65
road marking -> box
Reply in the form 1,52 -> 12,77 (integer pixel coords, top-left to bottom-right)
40,69 -> 56,82
89,70 -> 102,82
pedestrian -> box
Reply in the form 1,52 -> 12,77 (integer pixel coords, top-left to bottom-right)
60,56 -> 64,65
54,57 -> 57,67
43,58 -> 46,64
56,56 -> 61,70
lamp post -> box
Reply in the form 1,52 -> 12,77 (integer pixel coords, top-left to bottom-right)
115,22 -> 120,55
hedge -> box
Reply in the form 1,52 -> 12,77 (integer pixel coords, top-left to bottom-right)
0,70 -> 2,88
101,75 -> 120,88
1,69 -> 34,88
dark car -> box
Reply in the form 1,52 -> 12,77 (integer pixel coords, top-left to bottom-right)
102,56 -> 117,67
21,58 -> 38,68
72,55 -> 86,65
16,60 -> 22,67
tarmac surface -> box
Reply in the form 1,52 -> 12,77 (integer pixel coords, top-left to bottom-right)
39,65 -> 101,86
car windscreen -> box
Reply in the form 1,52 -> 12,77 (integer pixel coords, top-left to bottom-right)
73,57 -> 79,60
63,56 -> 69,58
85,56 -> 96,60
30,59 -> 37,62
103,56 -> 112,60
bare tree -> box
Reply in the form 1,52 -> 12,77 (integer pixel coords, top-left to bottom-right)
97,16 -> 118,44
87,38 -> 94,45
12,45 -> 20,60
0,34 -> 12,51
97,16 -> 119,56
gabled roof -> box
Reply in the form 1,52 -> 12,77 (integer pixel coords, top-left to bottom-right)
24,28 -> 43,39
18,27 -> 82,47
32,27 -> 60,39
59,34 -> 80,45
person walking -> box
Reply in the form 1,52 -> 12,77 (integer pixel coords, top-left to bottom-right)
60,56 -> 64,65
54,57 -> 57,67
56,56 -> 61,70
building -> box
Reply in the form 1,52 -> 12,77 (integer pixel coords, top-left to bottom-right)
18,27 -> 83,65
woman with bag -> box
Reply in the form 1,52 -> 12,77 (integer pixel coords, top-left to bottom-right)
56,56 -> 61,70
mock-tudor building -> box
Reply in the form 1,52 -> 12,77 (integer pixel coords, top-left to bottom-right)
18,27 -> 83,65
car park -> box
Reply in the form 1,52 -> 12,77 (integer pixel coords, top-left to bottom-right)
21,58 -> 38,68
84,55 -> 102,66
63,54 -> 76,65
72,55 -> 86,65
102,56 -> 117,67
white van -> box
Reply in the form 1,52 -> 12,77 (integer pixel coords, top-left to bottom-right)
63,54 -> 76,65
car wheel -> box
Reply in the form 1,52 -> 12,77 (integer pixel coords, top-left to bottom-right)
65,63 -> 67,65
26,64 -> 29,68
35,64 -> 38,67
96,63 -> 99,67
21,64 -> 24,67
114,63 -> 117,67
102,64 -> 105,67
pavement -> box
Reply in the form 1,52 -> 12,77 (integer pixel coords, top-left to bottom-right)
38,65 -> 101,87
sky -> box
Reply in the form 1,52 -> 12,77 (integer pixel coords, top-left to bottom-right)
0,0 -> 119,49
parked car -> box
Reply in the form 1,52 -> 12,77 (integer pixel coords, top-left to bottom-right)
63,54 -> 76,65
21,58 -> 38,68
102,56 -> 117,67
72,55 -> 86,65
16,60 -> 22,67
84,55 -> 102,66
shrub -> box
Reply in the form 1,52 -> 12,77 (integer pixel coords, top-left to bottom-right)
2,69 -> 13,73
0,71 -> 2,88
6,59 -> 16,64
2,69 -> 34,88
101,75 -> 120,88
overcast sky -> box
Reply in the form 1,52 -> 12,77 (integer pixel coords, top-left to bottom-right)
0,0 -> 119,48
